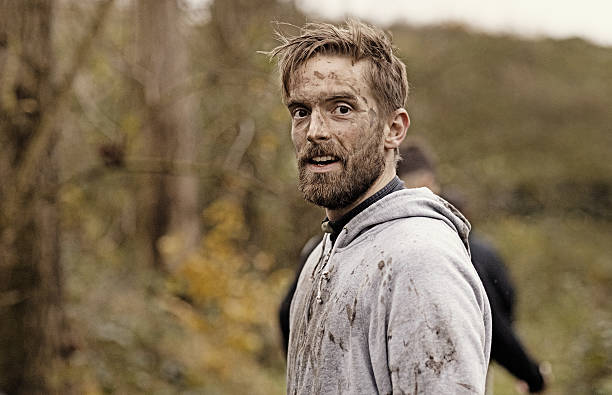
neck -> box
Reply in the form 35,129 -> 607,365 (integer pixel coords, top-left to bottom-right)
325,156 -> 397,222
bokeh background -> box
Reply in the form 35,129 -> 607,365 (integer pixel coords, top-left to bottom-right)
0,0 -> 610,394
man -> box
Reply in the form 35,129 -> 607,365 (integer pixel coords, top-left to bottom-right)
279,139 -> 548,392
269,20 -> 491,393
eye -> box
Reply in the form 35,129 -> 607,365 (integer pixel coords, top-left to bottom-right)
292,107 -> 309,120
332,104 -> 352,115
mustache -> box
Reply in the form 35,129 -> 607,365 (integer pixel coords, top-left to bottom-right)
297,141 -> 347,166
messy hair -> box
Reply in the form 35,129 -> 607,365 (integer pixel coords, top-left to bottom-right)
267,19 -> 409,119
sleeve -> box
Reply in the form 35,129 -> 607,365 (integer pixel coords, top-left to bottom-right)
489,305 -> 544,392
368,235 -> 491,394
482,272 -> 544,392
471,237 -> 545,392
470,236 -> 516,320
279,271 -> 299,356
278,235 -> 323,356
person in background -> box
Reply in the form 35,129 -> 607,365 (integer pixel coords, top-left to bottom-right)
270,19 -> 491,394
279,137 -> 547,393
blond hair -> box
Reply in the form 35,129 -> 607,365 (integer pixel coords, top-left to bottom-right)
267,20 -> 409,119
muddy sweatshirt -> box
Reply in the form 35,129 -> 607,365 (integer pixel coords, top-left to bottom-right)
287,187 -> 492,394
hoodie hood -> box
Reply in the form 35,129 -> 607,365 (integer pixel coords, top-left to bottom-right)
334,187 -> 471,252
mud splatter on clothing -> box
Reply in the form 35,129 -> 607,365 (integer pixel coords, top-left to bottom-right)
287,188 -> 491,394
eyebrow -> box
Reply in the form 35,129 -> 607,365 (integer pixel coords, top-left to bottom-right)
286,98 -> 305,109
287,91 -> 360,109
328,92 -> 359,103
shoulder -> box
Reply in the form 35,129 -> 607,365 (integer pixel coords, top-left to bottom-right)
368,217 -> 488,312
373,216 -> 470,268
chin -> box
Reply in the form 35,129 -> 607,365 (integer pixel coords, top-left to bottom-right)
301,184 -> 364,210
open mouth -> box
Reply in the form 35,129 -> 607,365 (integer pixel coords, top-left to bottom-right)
309,155 -> 340,166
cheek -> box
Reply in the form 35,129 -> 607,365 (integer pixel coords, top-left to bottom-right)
332,116 -> 359,134
291,127 -> 304,150
368,108 -> 378,129
338,118 -> 372,143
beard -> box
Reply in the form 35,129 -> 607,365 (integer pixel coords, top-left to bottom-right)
296,128 -> 386,210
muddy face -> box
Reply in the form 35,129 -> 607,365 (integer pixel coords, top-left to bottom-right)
287,55 -> 386,209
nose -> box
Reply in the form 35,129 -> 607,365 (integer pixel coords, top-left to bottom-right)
306,109 -> 330,143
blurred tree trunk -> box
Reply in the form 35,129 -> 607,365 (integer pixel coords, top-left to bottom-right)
0,1 -> 112,392
0,1 -> 69,393
135,0 -> 200,270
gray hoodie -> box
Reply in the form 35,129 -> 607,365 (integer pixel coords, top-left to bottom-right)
287,188 -> 492,394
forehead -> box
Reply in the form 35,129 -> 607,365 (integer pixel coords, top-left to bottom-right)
288,55 -> 372,100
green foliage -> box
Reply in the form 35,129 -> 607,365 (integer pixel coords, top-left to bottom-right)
393,25 -> 612,220
481,216 -> 612,393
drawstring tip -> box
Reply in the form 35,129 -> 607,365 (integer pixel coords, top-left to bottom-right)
321,220 -> 333,234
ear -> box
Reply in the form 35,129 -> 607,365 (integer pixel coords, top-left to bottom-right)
384,109 -> 410,150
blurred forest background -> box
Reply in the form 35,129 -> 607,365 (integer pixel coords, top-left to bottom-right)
0,0 -> 610,394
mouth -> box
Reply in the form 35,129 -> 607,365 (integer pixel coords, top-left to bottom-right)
309,155 -> 340,166
303,154 -> 342,173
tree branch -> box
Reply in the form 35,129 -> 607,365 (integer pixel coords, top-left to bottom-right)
14,0 -> 115,200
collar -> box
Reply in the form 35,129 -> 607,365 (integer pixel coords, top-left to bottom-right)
321,176 -> 405,244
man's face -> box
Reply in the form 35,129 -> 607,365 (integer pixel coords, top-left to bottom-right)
287,55 -> 386,209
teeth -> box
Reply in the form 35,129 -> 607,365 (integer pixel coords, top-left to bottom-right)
312,156 -> 336,162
